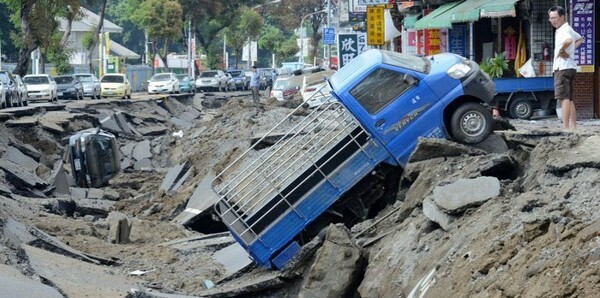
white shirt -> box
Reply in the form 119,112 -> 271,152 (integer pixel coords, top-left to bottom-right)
553,22 -> 582,71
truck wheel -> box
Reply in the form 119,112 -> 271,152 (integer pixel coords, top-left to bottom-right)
509,98 -> 533,119
450,102 -> 493,144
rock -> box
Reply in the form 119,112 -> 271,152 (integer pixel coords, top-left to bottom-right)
422,196 -> 456,231
8,140 -> 41,161
2,146 -> 39,170
133,158 -> 152,171
522,218 -> 550,242
299,224 -> 362,298
132,140 -> 152,161
574,221 -> 600,246
107,212 -> 131,244
547,135 -> 600,173
0,159 -> 49,190
433,176 -> 500,214
137,125 -> 168,136
408,138 -> 487,163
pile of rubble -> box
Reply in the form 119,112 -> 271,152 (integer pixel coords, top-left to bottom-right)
1,91 -> 600,297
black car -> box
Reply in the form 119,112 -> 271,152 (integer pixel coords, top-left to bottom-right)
0,71 -> 24,108
226,69 -> 249,90
258,68 -> 277,89
69,128 -> 120,188
54,75 -> 84,100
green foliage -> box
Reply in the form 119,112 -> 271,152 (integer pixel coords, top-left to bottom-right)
47,42 -> 73,74
81,30 -> 96,49
479,52 -> 509,78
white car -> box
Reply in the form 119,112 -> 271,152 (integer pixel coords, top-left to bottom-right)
300,70 -> 335,108
195,70 -> 228,92
23,74 -> 57,102
0,82 -> 6,109
148,73 -> 180,94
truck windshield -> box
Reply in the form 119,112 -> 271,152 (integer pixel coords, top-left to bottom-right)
350,68 -> 415,114
381,51 -> 430,73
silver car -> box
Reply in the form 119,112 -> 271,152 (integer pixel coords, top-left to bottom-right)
74,73 -> 101,99
195,70 -> 227,92
13,75 -> 28,106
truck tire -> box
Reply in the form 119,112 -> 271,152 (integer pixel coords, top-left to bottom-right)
509,98 -> 533,119
450,102 -> 493,144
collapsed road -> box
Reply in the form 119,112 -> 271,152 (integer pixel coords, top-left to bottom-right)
0,88 -> 600,297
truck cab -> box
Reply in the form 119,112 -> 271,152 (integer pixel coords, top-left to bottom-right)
212,49 -> 495,270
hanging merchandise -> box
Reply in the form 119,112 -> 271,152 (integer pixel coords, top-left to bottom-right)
543,43 -> 550,61
513,21 -> 527,78
503,26 -> 517,60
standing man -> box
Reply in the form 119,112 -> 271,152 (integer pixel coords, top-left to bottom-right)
549,6 -> 583,129
250,65 -> 260,103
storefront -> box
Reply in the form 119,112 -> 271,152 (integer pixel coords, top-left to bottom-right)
401,0 -> 598,118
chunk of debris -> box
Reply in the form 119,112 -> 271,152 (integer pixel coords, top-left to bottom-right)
213,243 -> 252,279
137,125 -> 168,136
172,173 -> 220,227
133,158 -> 153,171
2,146 -> 39,171
432,176 -> 500,214
8,139 -> 41,161
300,224 -> 362,298
159,161 -> 192,193
0,159 -> 49,190
408,138 -> 487,163
473,133 -> 509,154
422,196 -> 457,231
0,264 -> 63,298
5,116 -> 38,127
107,212 -> 131,244
546,135 -> 600,173
133,140 -> 153,161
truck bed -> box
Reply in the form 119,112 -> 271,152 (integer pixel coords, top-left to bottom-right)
493,77 -> 553,94
213,102 -> 390,268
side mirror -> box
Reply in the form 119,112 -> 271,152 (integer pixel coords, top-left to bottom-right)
403,74 -> 418,86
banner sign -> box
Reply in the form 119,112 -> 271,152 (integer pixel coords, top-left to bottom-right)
448,25 -> 467,57
367,6 -> 385,45
571,0 -> 595,72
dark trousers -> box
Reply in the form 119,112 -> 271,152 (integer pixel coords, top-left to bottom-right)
251,86 -> 259,102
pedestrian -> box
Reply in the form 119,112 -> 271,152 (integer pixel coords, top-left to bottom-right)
250,65 -> 260,103
549,5 -> 583,129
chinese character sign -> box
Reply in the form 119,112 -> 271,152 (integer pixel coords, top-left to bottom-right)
425,29 -> 441,55
367,6 -> 385,45
359,0 -> 388,4
448,25 -> 466,57
338,34 -> 359,68
571,0 -> 594,72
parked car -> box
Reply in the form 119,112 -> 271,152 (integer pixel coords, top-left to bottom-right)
23,74 -> 57,102
225,73 -> 236,91
74,73 -> 101,99
13,74 -> 28,106
258,68 -> 277,88
0,82 -> 6,109
54,75 -> 84,100
148,73 -> 180,94
195,70 -> 227,92
100,74 -> 132,99
270,76 -> 302,101
227,69 -> 248,90
301,70 -> 336,108
0,71 -> 26,107
176,74 -> 196,93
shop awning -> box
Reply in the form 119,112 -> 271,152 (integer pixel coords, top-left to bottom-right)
413,1 -> 463,30
403,14 -> 421,30
414,0 -> 519,30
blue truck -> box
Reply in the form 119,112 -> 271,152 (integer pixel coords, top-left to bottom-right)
493,77 -> 554,119
212,49 -> 495,269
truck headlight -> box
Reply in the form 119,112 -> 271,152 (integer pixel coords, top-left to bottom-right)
447,63 -> 471,79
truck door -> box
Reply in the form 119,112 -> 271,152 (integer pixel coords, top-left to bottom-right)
347,66 -> 438,162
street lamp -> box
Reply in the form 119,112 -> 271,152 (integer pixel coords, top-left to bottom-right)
299,10 -> 326,64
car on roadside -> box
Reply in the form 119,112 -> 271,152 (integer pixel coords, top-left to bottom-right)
100,73 -> 132,99
225,73 -> 236,91
0,82 -> 6,109
74,73 -> 101,99
258,68 -> 276,89
23,74 -> 57,103
270,76 -> 302,101
13,74 -> 29,106
245,70 -> 267,90
148,72 -> 180,94
301,70 -> 336,108
0,71 -> 26,107
227,69 -> 248,90
195,70 -> 228,92
54,75 -> 85,100
176,74 -> 196,93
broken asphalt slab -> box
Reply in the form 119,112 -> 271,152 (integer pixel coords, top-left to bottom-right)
133,140 -> 153,161
432,176 -> 500,214
173,173 -> 220,226
0,264 -> 63,298
546,135 -> 600,173
408,138 -> 487,163
2,146 -> 39,170
213,242 -> 253,279
422,196 -> 457,231
0,159 -> 49,190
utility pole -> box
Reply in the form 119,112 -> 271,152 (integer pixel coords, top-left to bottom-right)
326,0 -> 330,70
188,18 -> 193,76
223,34 -> 228,70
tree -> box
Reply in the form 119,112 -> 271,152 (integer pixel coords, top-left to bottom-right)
0,0 -> 39,76
86,0 -> 107,73
277,0 -> 327,64
129,0 -> 183,72
222,7 -> 262,69
258,23 -> 298,66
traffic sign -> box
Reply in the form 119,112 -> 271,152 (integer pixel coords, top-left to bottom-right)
323,27 -> 335,45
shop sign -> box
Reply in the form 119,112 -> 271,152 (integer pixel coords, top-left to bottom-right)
338,34 -> 359,68
571,0 -> 595,72
367,6 -> 385,45
448,25 -> 467,57
359,0 -> 388,4
425,29 -> 441,55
